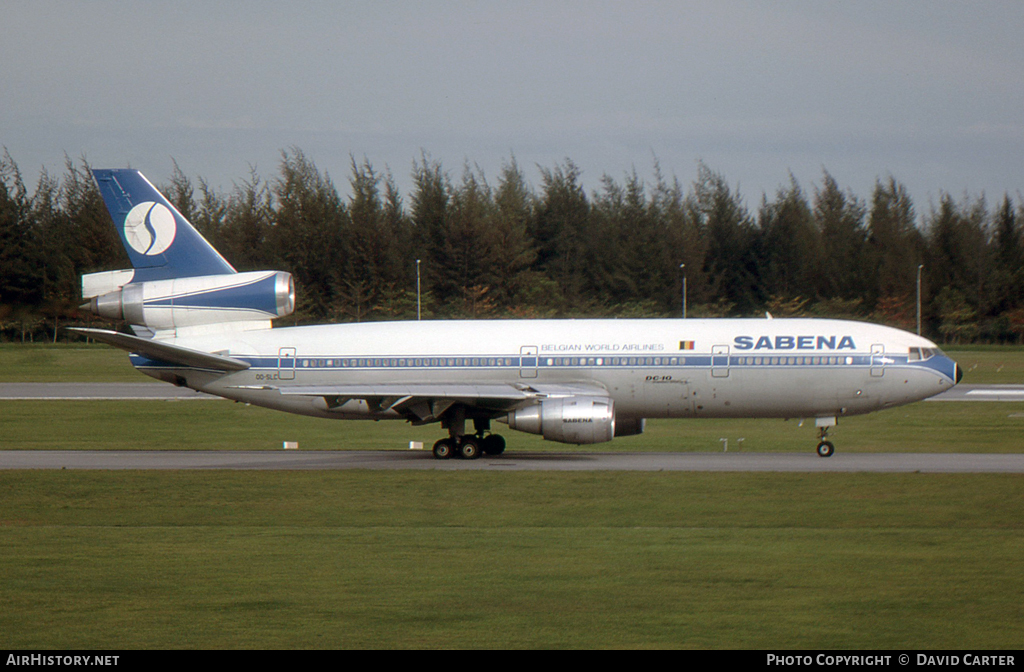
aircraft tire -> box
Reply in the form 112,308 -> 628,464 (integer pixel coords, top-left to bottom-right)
816,441 -> 835,458
433,439 -> 454,459
458,437 -> 482,460
482,434 -> 506,456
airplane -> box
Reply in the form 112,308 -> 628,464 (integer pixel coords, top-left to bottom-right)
72,168 -> 962,459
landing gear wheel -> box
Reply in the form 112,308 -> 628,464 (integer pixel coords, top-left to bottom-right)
481,434 -> 506,456
457,437 -> 481,460
816,441 -> 835,458
432,439 -> 454,459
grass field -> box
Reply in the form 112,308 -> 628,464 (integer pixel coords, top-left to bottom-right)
2,398 -> 1024,453
1,471 -> 1021,649
0,343 -> 1022,649
0,343 -> 138,382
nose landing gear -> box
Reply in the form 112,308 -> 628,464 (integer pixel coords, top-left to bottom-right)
815,417 -> 836,458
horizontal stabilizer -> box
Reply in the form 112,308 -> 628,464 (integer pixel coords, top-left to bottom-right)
67,327 -> 250,372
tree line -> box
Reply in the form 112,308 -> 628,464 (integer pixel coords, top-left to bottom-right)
1,147 -> 1022,343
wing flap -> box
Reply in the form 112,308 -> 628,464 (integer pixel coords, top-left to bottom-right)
281,383 -> 534,419
276,382 -> 609,422
277,383 -> 609,399
278,383 -> 535,400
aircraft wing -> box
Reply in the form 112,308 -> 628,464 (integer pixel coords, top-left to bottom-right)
273,382 -> 608,423
67,327 -> 250,372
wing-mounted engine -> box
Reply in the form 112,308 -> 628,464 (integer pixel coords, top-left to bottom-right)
505,396 -> 615,444
82,269 -> 295,332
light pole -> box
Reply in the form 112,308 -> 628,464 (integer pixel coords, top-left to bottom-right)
416,259 -> 422,321
916,264 -> 923,336
680,263 -> 687,319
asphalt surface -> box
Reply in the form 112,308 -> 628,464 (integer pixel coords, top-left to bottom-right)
927,384 -> 1024,402
1,450 -> 1022,472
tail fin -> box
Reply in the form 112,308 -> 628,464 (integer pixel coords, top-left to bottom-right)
92,169 -> 235,281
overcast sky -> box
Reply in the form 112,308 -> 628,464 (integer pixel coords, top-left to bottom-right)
3,1 -> 1022,212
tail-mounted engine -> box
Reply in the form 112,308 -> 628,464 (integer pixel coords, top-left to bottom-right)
505,396 -> 615,444
82,270 -> 295,331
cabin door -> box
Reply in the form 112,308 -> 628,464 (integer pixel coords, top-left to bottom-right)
278,347 -> 296,380
712,344 -> 730,378
520,345 -> 538,378
870,343 -> 885,377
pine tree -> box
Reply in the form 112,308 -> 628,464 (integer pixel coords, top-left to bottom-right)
409,152 -> 452,309
991,195 -> 1022,316
693,162 -> 757,315
534,159 -> 589,310
866,177 -> 922,309
757,174 -> 821,302
271,148 -> 346,320
813,170 -> 867,302
221,166 -> 273,271
0,151 -> 43,308
486,157 -> 538,311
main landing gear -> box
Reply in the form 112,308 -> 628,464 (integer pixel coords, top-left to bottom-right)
432,433 -> 506,460
431,410 -> 506,460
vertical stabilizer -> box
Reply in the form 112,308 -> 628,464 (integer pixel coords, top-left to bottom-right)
92,169 -> 235,281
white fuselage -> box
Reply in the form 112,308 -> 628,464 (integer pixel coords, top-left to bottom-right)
131,318 -> 959,424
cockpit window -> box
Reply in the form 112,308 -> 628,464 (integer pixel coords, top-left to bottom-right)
909,347 -> 938,361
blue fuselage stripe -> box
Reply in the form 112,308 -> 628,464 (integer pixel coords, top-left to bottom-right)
130,352 -> 950,376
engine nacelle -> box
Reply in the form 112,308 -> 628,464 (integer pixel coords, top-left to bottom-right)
83,270 -> 294,331
506,396 -> 615,444
614,417 -> 646,437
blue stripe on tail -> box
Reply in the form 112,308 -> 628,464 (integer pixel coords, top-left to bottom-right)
92,169 -> 235,281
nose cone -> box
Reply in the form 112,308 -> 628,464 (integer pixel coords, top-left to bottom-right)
925,352 -> 960,387
937,355 -> 961,385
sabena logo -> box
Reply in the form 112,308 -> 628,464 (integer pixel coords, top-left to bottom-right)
124,201 -> 176,255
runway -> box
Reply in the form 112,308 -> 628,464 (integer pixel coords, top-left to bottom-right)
927,384 -> 1024,401
2,449 -> 1022,472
